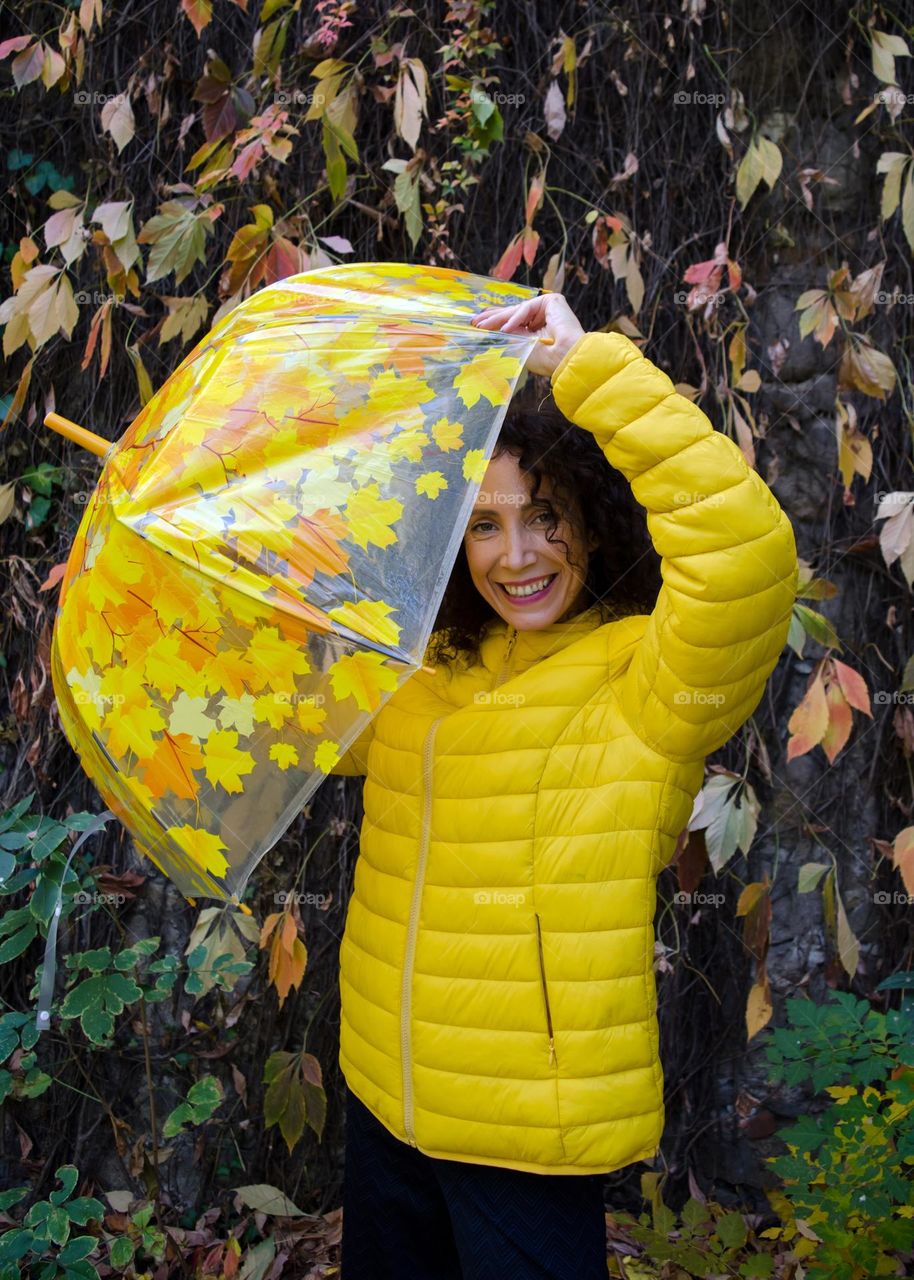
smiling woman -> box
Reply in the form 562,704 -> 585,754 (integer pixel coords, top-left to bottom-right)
335,299 -> 799,1280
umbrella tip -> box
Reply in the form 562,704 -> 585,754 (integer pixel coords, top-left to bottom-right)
234,899 -> 253,916
186,895 -> 197,907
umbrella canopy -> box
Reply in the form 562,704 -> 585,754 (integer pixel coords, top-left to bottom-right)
47,263 -> 542,911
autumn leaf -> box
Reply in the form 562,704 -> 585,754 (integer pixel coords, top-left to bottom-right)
870,29 -> 911,85
344,482 -> 403,551
101,92 -> 136,153
313,739 -> 341,773
264,1049 -> 326,1152
890,827 -> 914,896
687,772 -> 760,873
416,470 -> 447,498
455,348 -> 525,408
137,200 -> 222,285
326,598 -> 402,648
736,133 -> 782,207
165,825 -> 231,880
181,0 -> 213,38
746,969 -> 773,1039
329,650 -> 399,713
875,492 -> 914,586
201,729 -> 256,792
787,658 -> 871,763
822,866 -> 860,978
431,417 -> 464,451
260,908 -> 307,1008
787,669 -> 829,761
838,334 -> 897,400
394,57 -> 428,151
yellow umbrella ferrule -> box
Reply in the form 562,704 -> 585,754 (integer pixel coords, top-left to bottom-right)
44,412 -> 112,459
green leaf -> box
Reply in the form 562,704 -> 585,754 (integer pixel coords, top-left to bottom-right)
47,1204 -> 70,1246
717,1211 -> 748,1249
64,1198 -> 104,1227
0,923 -> 36,963
108,1236 -> 135,1267
0,1229 -> 34,1263
58,1236 -> 97,1263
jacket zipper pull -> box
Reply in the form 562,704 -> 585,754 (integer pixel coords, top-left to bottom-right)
548,1037 -> 556,1066
493,625 -> 517,690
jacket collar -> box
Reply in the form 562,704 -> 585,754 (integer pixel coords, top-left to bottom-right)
480,603 -> 607,679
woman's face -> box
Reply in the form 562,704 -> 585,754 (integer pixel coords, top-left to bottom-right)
463,450 -> 599,630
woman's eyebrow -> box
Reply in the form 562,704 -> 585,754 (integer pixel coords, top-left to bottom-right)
471,498 -> 552,515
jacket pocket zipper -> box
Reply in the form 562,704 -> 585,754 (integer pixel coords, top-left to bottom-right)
534,912 -> 557,1066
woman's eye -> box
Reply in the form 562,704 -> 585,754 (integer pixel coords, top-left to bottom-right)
471,520 -> 495,533
532,510 -> 553,524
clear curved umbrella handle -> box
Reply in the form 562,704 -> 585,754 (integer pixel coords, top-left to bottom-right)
35,809 -> 116,1034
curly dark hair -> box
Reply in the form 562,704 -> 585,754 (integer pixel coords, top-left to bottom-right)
426,384 -> 663,670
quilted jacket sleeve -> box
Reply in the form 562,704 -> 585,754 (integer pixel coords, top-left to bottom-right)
550,331 -> 798,765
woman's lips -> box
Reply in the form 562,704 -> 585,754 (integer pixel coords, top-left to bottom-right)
497,573 -> 558,604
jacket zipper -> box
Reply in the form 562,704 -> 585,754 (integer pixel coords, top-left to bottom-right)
534,912 -> 557,1066
401,714 -> 444,1146
493,625 -> 517,689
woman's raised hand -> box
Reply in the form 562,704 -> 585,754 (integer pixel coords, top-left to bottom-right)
470,294 -> 586,378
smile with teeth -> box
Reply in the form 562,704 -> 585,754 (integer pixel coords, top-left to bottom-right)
499,573 -> 558,599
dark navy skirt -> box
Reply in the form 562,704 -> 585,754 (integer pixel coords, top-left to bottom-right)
341,1084 -> 607,1279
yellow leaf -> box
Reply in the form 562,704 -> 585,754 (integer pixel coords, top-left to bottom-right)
454,348 -> 524,408
327,598 -> 402,648
746,972 -> 772,1039
166,825 -> 230,879
202,729 -> 256,793
269,742 -> 299,769
329,650 -> 399,713
416,470 -> 447,498
891,827 -> 914,896
463,449 -> 489,483
104,700 -> 166,761
313,739 -> 341,773
430,417 -> 464,451
344,481 -> 403,550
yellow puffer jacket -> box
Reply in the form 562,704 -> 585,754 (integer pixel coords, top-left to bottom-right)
331,332 -> 799,1175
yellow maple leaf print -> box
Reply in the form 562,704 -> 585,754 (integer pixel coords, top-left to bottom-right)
313,739 -> 341,773
248,625 -> 311,688
202,729 -> 257,793
416,471 -> 447,499
295,696 -> 328,735
387,425 -> 430,464
104,700 -> 167,762
327,598 -> 402,648
329,650 -> 399,712
431,417 -> 464,451
344,483 -> 403,551
269,742 -> 299,770
462,449 -> 489,483
165,824 -> 230,879
253,690 -> 297,730
454,349 -> 524,408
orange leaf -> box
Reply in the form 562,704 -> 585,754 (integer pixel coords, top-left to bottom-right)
39,562 -> 67,593
181,0 -> 211,37
820,679 -> 853,764
787,671 -> 828,760
832,658 -> 872,717
491,232 -> 524,282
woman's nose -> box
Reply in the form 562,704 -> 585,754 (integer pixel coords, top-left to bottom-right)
499,522 -> 539,567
